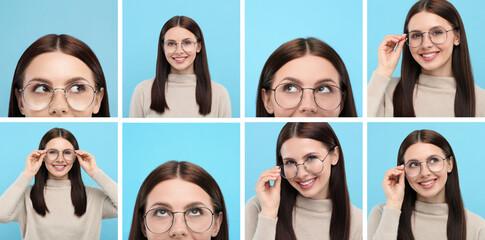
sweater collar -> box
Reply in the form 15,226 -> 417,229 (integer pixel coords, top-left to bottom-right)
418,73 -> 456,90
415,200 -> 448,215
46,179 -> 71,188
168,74 -> 197,83
295,194 -> 332,213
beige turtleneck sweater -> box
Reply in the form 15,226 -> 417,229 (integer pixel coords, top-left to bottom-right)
368,202 -> 485,240
367,71 -> 485,117
0,171 -> 118,240
245,195 -> 362,240
130,74 -> 231,118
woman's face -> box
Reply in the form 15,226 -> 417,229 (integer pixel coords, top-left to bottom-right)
262,55 -> 343,117
144,178 -> 222,240
403,142 -> 453,203
280,137 -> 339,200
43,137 -> 75,180
163,27 -> 201,75
16,52 -> 104,117
407,11 -> 460,77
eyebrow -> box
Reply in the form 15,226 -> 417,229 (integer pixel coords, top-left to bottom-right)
409,25 -> 444,32
165,38 -> 196,42
404,154 -> 445,163
26,77 -> 91,86
148,201 -> 209,210
280,77 -> 338,86
282,152 -> 321,163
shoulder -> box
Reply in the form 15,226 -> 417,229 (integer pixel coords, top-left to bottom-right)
369,203 -> 386,215
350,203 -> 363,218
211,81 -> 229,96
474,84 -> 485,99
85,186 -> 106,199
133,78 -> 155,93
245,195 -> 262,211
465,208 -> 485,226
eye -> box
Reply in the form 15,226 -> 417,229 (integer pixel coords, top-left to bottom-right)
315,85 -> 331,93
281,83 -> 300,93
429,157 -> 441,164
284,161 -> 297,166
153,208 -> 170,217
166,42 -> 176,46
182,41 -> 193,46
30,84 -> 51,93
408,162 -> 420,168
63,150 -> 73,156
410,32 -> 422,39
187,207 -> 203,216
431,29 -> 445,36
69,84 -> 87,94
47,149 -> 58,155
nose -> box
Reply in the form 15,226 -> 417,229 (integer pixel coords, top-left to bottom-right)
298,90 -> 317,113
48,89 -> 69,116
168,213 -> 188,237
174,43 -> 185,54
420,162 -> 432,176
422,33 -> 433,48
296,164 -> 310,179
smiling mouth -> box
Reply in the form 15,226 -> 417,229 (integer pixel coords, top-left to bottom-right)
419,179 -> 436,186
173,57 -> 187,63
419,51 -> 439,61
298,178 -> 316,186
53,165 -> 66,171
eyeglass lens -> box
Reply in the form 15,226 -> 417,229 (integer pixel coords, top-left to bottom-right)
280,155 -> 328,179
406,27 -> 449,48
273,83 -> 342,110
145,207 -> 213,234
45,149 -> 76,162
404,157 -> 444,177
163,41 -> 196,53
22,83 -> 96,111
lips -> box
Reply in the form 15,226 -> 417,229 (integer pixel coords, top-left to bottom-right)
52,165 -> 66,171
418,178 -> 437,189
297,177 -> 317,189
173,56 -> 187,63
419,51 -> 439,61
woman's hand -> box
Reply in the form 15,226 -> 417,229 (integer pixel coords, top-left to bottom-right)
23,150 -> 46,177
255,166 -> 282,219
76,150 -> 100,178
382,165 -> 406,210
376,34 -> 407,78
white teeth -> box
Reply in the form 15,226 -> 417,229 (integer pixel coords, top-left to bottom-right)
54,165 -> 65,170
422,53 -> 437,58
300,178 -> 315,186
174,57 -> 185,61
420,180 -> 435,186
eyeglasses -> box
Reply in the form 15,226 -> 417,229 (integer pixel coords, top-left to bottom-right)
279,150 -> 333,179
404,155 -> 446,177
163,40 -> 198,53
45,149 -> 76,162
144,206 -> 215,234
18,82 -> 99,111
268,83 -> 343,110
406,27 -> 457,48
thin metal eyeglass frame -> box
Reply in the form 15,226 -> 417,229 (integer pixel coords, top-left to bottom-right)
163,40 -> 198,54
268,83 -> 343,110
44,148 -> 76,162
405,27 -> 457,48
279,150 -> 333,179
143,206 -> 215,234
18,82 -> 99,111
404,155 -> 446,177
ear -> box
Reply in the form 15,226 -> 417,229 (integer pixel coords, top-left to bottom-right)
454,31 -> 460,46
211,211 -> 223,237
196,42 -> 202,53
140,216 -> 147,237
261,88 -> 274,114
14,89 -> 25,115
330,146 -> 339,166
92,87 -> 104,115
447,156 -> 454,173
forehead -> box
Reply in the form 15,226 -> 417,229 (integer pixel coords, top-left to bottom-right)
280,137 -> 328,157
164,26 -> 197,41
273,55 -> 340,87
403,142 -> 444,161
45,137 -> 74,149
408,11 -> 453,31
145,178 -> 213,210
23,51 -> 95,87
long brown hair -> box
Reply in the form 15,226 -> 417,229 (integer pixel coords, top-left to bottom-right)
30,128 -> 87,217
129,161 -> 228,240
393,0 -> 475,117
256,38 -> 357,117
150,16 -> 212,115
8,34 -> 110,117
396,129 -> 466,240
275,122 -> 351,240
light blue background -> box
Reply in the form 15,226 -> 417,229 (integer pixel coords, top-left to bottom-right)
0,0 -> 118,117
123,0 -> 240,117
368,122 -> 485,219
123,123 -> 240,239
245,122 -> 363,209
368,0 -> 485,90
0,122 -> 118,239
245,0 -> 363,117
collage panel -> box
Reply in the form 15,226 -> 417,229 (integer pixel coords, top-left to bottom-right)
0,0 -> 118,117
245,0 -> 363,117
123,0 -> 240,118
245,122 -> 363,239
367,0 -> 485,117
122,123 -> 240,239
0,122 -> 118,239
368,122 -> 485,239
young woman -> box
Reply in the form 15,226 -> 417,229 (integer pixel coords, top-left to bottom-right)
256,38 -> 357,117
368,0 -> 485,117
368,129 -> 485,239
129,161 -> 228,240
130,15 -> 231,118
9,34 -> 110,117
246,122 -> 362,240
0,128 -> 117,239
